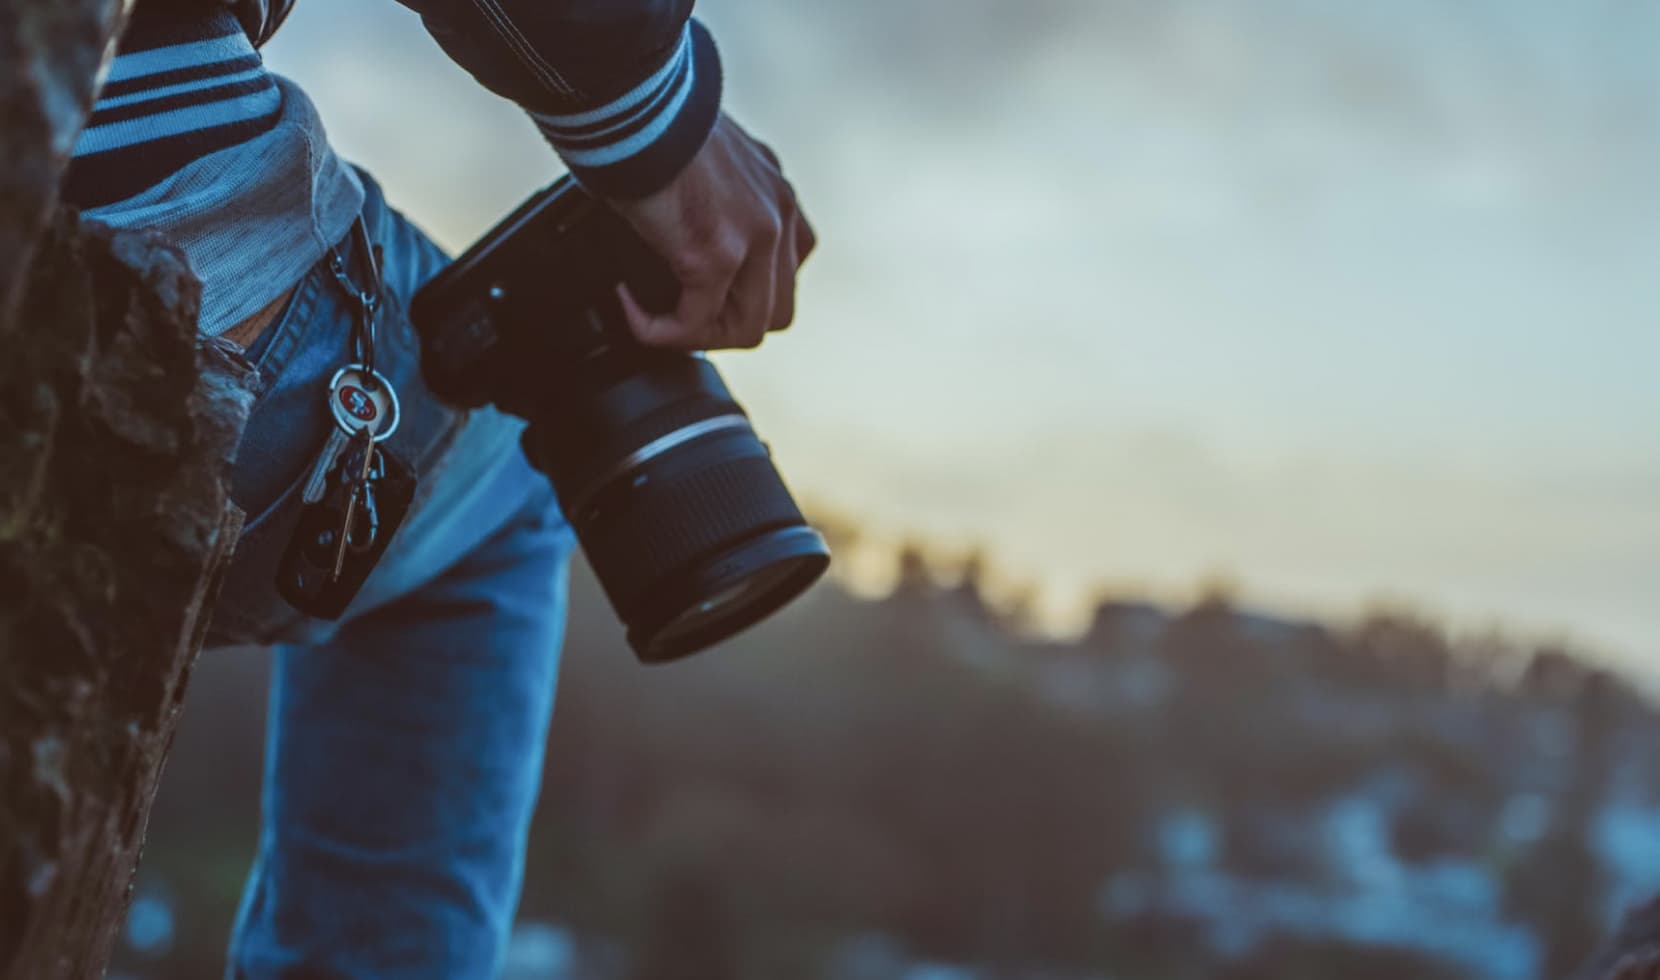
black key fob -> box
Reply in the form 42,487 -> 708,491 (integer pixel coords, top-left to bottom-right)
277,447 -> 416,620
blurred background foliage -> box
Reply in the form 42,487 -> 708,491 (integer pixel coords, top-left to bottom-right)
111,526 -> 1659,979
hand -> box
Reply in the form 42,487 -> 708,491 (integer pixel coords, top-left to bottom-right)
606,113 -> 816,350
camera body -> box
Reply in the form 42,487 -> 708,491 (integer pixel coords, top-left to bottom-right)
414,178 -> 677,415
411,177 -> 829,663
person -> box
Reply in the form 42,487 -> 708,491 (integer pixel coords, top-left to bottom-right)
62,1 -> 813,976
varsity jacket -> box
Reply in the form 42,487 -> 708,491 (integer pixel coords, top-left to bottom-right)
69,0 -> 722,205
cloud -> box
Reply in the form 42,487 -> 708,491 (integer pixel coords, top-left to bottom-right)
265,0 -> 1660,673
705,0 -> 1660,214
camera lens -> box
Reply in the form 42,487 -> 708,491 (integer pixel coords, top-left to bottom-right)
522,356 -> 829,663
413,178 -> 831,663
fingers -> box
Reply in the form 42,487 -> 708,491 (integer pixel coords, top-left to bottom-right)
619,233 -> 743,349
796,208 -> 817,264
616,283 -> 662,345
766,202 -> 818,334
721,235 -> 780,348
621,220 -> 807,348
611,118 -> 814,351
770,213 -> 801,333
624,212 -> 794,350
754,138 -> 809,334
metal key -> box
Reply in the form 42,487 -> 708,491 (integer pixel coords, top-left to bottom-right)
302,428 -> 353,505
330,428 -> 377,578
301,364 -> 402,504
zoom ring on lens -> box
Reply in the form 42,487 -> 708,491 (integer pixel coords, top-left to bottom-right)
578,446 -> 809,619
562,414 -> 754,518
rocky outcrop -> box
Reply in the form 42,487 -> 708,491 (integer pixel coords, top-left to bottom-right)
0,1 -> 254,976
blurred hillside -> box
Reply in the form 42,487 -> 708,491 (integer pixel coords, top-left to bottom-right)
111,547 -> 1659,980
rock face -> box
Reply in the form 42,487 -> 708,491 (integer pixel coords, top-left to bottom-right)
0,213 -> 253,980
0,0 -> 122,320
0,0 -> 254,976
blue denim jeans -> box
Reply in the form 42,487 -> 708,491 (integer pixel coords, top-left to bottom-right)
210,172 -> 575,978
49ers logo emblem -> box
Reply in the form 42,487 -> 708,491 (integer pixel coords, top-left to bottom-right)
326,365 -> 400,442
338,385 -> 379,422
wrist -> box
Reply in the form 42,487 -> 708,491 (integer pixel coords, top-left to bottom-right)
529,20 -> 724,201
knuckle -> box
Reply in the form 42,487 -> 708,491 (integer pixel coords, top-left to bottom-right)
668,253 -> 708,285
676,250 -> 737,285
710,237 -> 747,274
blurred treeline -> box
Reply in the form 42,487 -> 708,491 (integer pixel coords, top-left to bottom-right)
112,533 -> 1659,980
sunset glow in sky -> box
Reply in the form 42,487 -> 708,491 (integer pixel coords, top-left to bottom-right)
266,0 -> 1659,675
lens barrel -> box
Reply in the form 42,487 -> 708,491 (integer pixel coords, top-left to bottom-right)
412,178 -> 829,662
522,357 -> 828,662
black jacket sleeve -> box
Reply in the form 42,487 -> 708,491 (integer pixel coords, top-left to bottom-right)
393,0 -> 723,199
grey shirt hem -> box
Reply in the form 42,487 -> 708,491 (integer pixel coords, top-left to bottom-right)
82,76 -> 365,338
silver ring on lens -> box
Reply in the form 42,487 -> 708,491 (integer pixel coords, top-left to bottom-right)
567,414 -> 753,517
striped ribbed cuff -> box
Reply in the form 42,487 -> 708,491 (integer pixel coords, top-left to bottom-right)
62,11 -> 282,209
528,20 -> 724,201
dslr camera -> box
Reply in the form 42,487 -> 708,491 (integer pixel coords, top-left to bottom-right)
411,177 -> 829,663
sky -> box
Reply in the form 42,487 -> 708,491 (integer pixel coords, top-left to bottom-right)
264,0 -> 1659,675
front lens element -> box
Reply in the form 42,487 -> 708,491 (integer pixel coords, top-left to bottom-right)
635,530 -> 832,663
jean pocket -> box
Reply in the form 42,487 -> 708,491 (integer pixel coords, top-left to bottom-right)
226,268 -> 341,525
210,262 -> 349,646
208,191 -> 476,646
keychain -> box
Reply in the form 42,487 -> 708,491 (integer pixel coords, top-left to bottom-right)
276,218 -> 417,620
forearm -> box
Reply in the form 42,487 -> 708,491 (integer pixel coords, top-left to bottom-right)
393,0 -> 723,199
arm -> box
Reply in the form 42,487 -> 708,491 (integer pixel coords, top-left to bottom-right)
399,0 -> 814,349
393,0 -> 719,201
